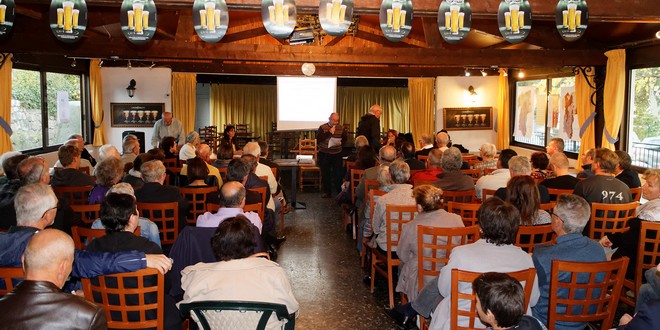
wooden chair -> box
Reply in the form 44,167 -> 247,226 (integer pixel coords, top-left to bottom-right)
162,158 -> 179,169
244,202 -> 264,222
137,202 -> 179,246
483,168 -> 497,176
447,202 -> 481,227
345,160 -> 356,172
515,224 -> 555,254
217,167 -> 228,183
417,155 -> 429,163
451,268 -> 537,330
589,202 -> 639,240
180,186 -> 218,226
371,204 -> 417,309
412,179 -> 437,188
52,185 -> 93,205
630,187 -> 642,202
206,203 -> 220,213
297,139 -> 321,192
546,188 -> 573,201
165,166 -> 182,186
461,169 -> 481,183
247,186 -> 268,220
0,267 -> 24,296
481,188 -> 496,201
70,203 -> 101,226
344,169 -> 365,240
271,167 -> 278,179
258,175 -> 268,182
621,221 -> 660,308
361,189 -> 387,268
180,300 -> 295,330
82,268 -> 164,330
442,190 -> 478,210
547,258 -> 628,330
71,226 -> 141,250
417,225 -> 480,328
539,202 -> 556,213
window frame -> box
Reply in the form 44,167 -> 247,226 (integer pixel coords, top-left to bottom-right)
11,63 -> 90,155
509,72 -> 579,159
625,64 -> 660,170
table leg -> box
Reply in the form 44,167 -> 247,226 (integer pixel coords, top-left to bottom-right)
290,165 -> 306,209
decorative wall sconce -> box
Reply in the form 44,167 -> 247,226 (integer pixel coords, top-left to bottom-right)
466,85 -> 478,104
126,79 -> 136,98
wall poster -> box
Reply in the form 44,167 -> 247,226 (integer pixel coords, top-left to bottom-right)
111,103 -> 164,127
514,86 -> 536,138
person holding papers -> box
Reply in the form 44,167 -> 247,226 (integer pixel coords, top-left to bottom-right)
316,112 -> 348,198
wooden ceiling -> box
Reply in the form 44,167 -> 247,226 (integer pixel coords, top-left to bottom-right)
2,0 -> 659,77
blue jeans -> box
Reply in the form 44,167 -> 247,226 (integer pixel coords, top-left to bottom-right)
637,268 -> 660,313
411,276 -> 444,318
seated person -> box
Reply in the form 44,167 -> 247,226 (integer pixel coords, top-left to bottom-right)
473,143 -> 498,175
473,272 -> 546,330
98,144 -> 121,162
196,181 -> 262,233
530,151 -> 550,180
632,263 -> 660,317
220,125 -> 240,155
242,154 -> 275,212
415,133 -> 434,159
576,148 -> 595,179
135,160 -> 188,232
343,145 -> 377,182
91,183 -> 161,247
494,156 -> 550,203
182,157 -> 220,210
346,135 -> 370,162
120,137 -> 140,169
178,216 -> 299,329
410,148 -> 443,184
179,131 -> 200,161
505,175 -> 551,226
617,298 -> 660,330
89,157 -> 124,205
51,138 -> 94,175
384,129 -> 398,148
573,148 -> 631,206
401,142 -> 425,170
0,154 -> 29,229
181,144 -> 222,188
212,143 -> 235,169
540,152 -> 579,191
396,185 -> 463,301
51,144 -> 95,187
160,136 -> 178,159
122,153 -> 150,187
475,149 -> 517,200
615,150 -> 642,189
434,147 -> 474,192
69,134 -> 97,167
0,229 -> 107,329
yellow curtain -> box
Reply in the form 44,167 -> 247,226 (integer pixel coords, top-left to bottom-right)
337,86 -> 410,135
575,67 -> 596,170
496,68 -> 510,150
171,73 -> 197,134
0,54 -> 12,154
601,49 -> 626,150
408,78 -> 435,149
210,84 -> 276,141
89,59 -> 105,146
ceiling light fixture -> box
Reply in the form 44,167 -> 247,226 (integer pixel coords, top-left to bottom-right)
518,70 -> 525,78
656,31 -> 660,39
481,69 -> 487,77
71,59 -> 76,67
98,59 -> 103,68
150,62 -> 156,69
465,68 -> 470,77
127,60 -> 132,70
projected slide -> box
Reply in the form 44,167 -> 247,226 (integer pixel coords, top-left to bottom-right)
277,76 -> 337,131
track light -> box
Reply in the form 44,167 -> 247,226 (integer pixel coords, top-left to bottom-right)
150,62 -> 156,69
481,69 -> 487,77
71,59 -> 76,67
465,68 -> 470,77
98,59 -> 103,68
518,70 -> 525,78
127,60 -> 132,70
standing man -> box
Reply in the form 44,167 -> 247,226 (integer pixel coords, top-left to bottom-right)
151,112 -> 185,148
316,112 -> 347,198
356,104 -> 382,151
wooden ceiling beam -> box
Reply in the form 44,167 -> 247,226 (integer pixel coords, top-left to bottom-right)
16,0 -> 660,22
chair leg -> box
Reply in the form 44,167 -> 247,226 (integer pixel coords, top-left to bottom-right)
279,208 -> 285,234
370,252 -> 377,294
351,212 -> 357,240
387,263 -> 394,309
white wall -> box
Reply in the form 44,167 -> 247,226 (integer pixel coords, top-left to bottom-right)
101,67 -> 172,150
435,76 -> 499,153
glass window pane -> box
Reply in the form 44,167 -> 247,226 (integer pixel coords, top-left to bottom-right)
11,69 -> 43,151
547,76 -> 580,153
628,67 -> 660,168
46,72 -> 82,146
513,79 -> 547,147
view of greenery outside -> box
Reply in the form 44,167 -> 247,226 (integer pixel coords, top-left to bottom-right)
628,67 -> 660,168
11,69 -> 82,151
513,76 -> 580,153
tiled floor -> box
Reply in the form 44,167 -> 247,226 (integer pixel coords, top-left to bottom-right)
276,191 -> 400,329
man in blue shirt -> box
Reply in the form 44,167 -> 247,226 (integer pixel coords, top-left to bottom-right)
532,194 -> 606,329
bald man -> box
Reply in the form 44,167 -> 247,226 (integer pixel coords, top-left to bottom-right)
196,181 -> 262,232
0,229 -> 107,329
356,104 -> 382,151
151,112 -> 185,148
316,112 -> 348,197
435,132 -> 450,152
180,144 -> 223,188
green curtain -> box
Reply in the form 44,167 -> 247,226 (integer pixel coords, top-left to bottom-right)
210,84 -> 276,142
337,86 -> 410,135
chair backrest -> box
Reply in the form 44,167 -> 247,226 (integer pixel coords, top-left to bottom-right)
547,188 -> 573,201
71,226 -> 141,251
345,161 -> 356,171
418,155 -> 429,163
385,204 -> 417,255
162,158 -> 179,169
442,190 -> 478,209
447,201 -> 481,227
206,203 -> 220,213
271,167 -> 278,178
179,300 -> 295,330
247,186 -> 267,219
243,203 -> 264,222
217,167 -> 228,183
589,202 -> 639,240
547,258 -> 628,330
631,221 -> 660,299
82,268 -> 164,330
368,189 -> 387,229
180,186 -> 218,226
0,267 -> 24,296
298,139 -> 317,159
54,166 -> 91,175
630,187 -> 642,202
350,169 -> 365,203
258,175 -> 268,182
412,179 -> 437,187
137,202 -> 179,245
417,225 -> 480,292
515,224 -> 555,254
52,185 -> 93,205
481,188 -> 497,201
539,202 -> 556,213
70,203 -> 102,226
461,169 -> 481,183
451,268 -> 537,330
364,180 -> 380,201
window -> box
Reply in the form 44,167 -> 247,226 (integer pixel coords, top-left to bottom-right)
512,76 -> 580,154
628,67 -> 660,168
11,69 -> 83,152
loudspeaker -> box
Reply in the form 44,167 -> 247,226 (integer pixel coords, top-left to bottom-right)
122,131 -> 146,153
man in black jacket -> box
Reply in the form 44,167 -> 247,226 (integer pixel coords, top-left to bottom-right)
135,160 -> 188,233
356,104 -> 382,152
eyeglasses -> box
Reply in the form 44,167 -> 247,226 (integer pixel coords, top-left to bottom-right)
551,213 -> 565,223
41,206 -> 57,219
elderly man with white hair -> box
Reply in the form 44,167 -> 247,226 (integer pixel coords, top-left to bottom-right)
415,133 -> 435,159
179,131 -> 200,161
135,160 -> 189,231
435,132 -> 450,152
121,138 -> 140,168
473,143 -> 498,175
494,155 -> 551,203
151,111 -> 185,148
181,144 -> 222,188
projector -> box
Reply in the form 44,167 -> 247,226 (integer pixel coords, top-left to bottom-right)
289,28 -> 315,45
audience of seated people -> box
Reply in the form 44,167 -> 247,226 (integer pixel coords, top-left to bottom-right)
539,152 -> 580,190
434,147 -> 474,192
50,138 -> 95,175
494,156 -> 551,203
475,149 -> 517,200
573,148 -> 632,208
505,175 -> 551,225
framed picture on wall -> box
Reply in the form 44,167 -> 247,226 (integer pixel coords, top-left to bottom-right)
110,103 -> 164,127
443,107 -> 493,131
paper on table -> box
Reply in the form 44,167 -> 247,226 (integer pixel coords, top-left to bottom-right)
328,137 -> 342,148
